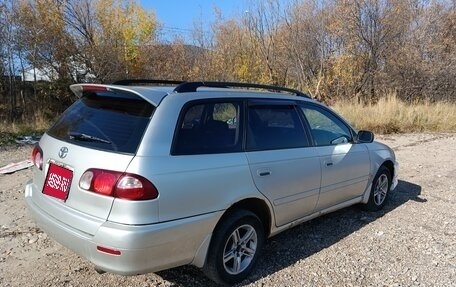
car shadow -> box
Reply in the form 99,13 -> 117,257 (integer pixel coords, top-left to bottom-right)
156,179 -> 423,286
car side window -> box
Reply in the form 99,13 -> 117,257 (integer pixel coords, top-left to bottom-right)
247,104 -> 309,151
173,101 -> 241,155
301,105 -> 352,146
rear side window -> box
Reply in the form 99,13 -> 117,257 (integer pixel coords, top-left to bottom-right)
173,101 -> 242,155
47,90 -> 154,154
247,104 -> 309,151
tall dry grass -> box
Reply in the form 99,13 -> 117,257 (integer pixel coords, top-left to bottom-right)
332,95 -> 456,134
0,117 -> 49,146
0,116 -> 49,134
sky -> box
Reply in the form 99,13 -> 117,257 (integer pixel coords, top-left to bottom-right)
140,0 -> 247,41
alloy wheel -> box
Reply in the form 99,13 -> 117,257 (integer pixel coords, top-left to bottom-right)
374,173 -> 388,205
222,224 -> 258,275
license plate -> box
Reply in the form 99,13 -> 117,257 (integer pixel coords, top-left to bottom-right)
43,163 -> 73,201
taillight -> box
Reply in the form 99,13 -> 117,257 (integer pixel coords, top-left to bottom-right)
79,169 -> 158,200
31,145 -> 43,170
115,174 -> 157,200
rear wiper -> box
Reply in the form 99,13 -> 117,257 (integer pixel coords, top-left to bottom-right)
68,132 -> 111,144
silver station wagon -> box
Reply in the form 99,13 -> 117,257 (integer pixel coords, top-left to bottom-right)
25,80 -> 398,285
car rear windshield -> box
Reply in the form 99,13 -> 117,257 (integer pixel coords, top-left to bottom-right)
47,90 -> 155,154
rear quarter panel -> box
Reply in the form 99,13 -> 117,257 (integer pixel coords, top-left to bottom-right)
128,93 -> 270,223
128,153 -> 262,222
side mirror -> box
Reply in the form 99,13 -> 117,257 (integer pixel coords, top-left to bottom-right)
357,130 -> 374,143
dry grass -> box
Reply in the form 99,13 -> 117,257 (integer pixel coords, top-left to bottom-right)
332,95 -> 456,134
0,119 -> 49,146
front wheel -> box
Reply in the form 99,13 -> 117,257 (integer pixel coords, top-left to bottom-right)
203,209 -> 264,285
362,166 -> 392,211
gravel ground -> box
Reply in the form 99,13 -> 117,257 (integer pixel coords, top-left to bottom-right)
0,133 -> 455,286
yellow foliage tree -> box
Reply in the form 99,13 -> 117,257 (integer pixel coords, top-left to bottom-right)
95,0 -> 156,77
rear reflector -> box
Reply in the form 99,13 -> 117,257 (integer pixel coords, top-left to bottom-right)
96,246 -> 121,256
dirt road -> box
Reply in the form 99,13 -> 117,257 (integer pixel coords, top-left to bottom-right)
1,133 -> 455,286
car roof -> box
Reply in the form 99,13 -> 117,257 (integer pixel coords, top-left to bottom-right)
70,81 -> 314,107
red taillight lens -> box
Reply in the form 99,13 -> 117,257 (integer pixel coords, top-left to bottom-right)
31,145 -> 43,170
79,169 -> 158,200
93,172 -> 119,195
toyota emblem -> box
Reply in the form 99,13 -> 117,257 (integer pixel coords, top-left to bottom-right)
58,147 -> 69,159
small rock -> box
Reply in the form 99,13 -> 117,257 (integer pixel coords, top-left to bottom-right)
28,237 -> 38,244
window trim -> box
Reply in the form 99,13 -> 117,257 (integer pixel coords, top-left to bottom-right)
171,99 -> 358,155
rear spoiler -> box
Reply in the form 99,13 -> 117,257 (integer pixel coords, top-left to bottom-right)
69,84 -> 170,106
70,84 -> 127,98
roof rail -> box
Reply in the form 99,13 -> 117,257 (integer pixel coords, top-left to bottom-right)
173,81 -> 311,98
112,79 -> 184,86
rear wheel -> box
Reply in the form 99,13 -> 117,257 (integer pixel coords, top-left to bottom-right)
203,209 -> 264,285
362,166 -> 392,211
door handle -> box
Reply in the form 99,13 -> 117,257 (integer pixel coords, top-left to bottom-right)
257,170 -> 271,176
326,162 -> 333,167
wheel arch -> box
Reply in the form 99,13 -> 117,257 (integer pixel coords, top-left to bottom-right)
382,159 -> 395,178
224,198 -> 272,238
191,197 -> 273,269
362,159 -> 396,204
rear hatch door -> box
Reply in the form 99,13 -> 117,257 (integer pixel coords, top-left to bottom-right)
30,86 -> 156,234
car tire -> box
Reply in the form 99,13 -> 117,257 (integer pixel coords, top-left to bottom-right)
203,209 -> 264,285
362,166 -> 392,211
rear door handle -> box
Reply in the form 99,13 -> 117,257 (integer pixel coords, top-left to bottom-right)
326,162 -> 333,167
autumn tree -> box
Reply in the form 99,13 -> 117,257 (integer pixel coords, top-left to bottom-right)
0,2 -> 6,84
242,0 -> 289,85
384,1 -> 456,101
280,0 -> 337,101
61,0 -> 157,82
209,18 -> 262,82
16,0 -> 76,82
326,0 -> 409,101
14,0 -> 156,83
0,0 -> 157,124
1,0 -> 24,122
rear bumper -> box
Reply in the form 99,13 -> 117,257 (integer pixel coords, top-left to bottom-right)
25,181 -> 221,275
